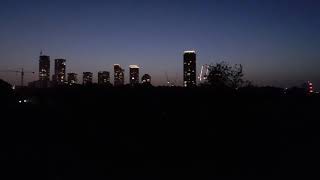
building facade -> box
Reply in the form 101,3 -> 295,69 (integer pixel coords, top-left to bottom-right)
39,55 -> 50,81
114,64 -> 124,86
67,73 -> 78,85
183,51 -> 197,87
53,59 -> 66,84
98,71 -> 110,85
83,72 -> 93,85
141,74 -> 151,85
129,65 -> 140,86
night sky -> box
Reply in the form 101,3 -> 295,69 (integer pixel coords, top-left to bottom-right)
0,0 -> 319,88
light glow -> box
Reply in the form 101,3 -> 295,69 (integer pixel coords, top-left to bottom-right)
129,65 -> 139,68
184,50 -> 196,54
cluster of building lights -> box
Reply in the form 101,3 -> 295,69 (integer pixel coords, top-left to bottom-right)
30,52 -> 155,88
18,51 -> 318,91
30,50 -> 199,88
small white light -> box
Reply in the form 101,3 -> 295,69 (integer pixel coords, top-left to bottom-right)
24,100 -> 27,103
19,100 -> 22,103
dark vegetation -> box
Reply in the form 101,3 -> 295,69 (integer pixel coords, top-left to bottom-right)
0,79 -> 14,105
206,61 -> 245,89
0,63 -> 319,179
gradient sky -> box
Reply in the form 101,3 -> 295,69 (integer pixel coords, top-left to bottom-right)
0,0 -> 319,88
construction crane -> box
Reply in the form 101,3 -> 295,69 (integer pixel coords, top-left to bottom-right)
0,68 -> 35,87
165,72 -> 176,87
198,64 -> 210,82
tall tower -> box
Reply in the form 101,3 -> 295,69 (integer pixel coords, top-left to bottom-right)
129,65 -> 139,86
39,54 -> 50,81
83,72 -> 93,85
183,51 -> 197,87
114,64 -> 124,86
53,59 -> 66,84
98,71 -> 110,85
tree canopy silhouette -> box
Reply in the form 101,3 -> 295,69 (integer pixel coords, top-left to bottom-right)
206,62 -> 244,89
0,79 -> 12,91
0,79 -> 13,104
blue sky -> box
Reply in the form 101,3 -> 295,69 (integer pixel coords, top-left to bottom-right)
0,0 -> 319,88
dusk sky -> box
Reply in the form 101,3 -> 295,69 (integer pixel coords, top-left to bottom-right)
0,0 -> 319,88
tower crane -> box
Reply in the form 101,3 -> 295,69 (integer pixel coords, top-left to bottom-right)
0,68 -> 35,87
198,64 -> 210,82
165,72 -> 175,87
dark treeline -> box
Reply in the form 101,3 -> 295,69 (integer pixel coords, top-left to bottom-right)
0,79 -> 319,178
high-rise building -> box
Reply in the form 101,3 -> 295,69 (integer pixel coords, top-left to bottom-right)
183,51 -> 197,87
53,59 -> 66,84
67,73 -> 78,85
141,74 -> 151,85
129,65 -> 139,86
98,71 -> 110,85
39,55 -> 50,81
114,64 -> 124,86
83,72 -> 93,85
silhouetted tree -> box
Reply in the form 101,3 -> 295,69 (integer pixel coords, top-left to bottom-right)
207,62 -> 244,89
0,79 -> 13,105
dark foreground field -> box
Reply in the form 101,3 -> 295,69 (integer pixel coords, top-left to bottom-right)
1,87 -> 319,179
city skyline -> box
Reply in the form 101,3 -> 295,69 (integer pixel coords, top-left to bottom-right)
33,52 -> 169,86
1,2 -> 319,177
1,49 -> 319,89
0,0 -> 319,88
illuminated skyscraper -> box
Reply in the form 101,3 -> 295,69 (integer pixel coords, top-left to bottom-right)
67,73 -> 78,85
129,65 -> 139,86
183,51 -> 197,87
53,59 -> 66,84
98,71 -> 110,85
141,74 -> 151,85
83,72 -> 93,85
39,55 -> 50,81
114,64 -> 124,86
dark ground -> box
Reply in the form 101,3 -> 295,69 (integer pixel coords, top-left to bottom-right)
0,86 -> 319,179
